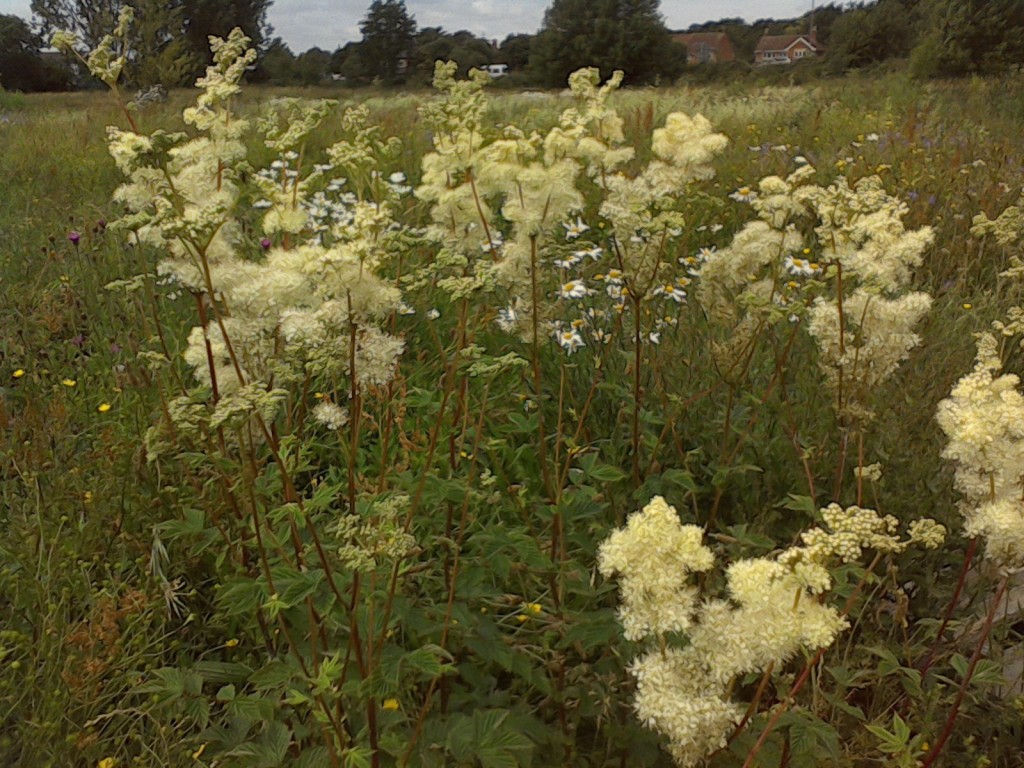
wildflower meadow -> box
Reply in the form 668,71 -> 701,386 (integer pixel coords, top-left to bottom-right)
4,11 -> 1024,768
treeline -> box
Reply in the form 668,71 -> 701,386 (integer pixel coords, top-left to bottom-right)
1,0 -> 270,92
4,0 -> 1024,93
260,0 -> 1024,88
830,0 -> 1024,77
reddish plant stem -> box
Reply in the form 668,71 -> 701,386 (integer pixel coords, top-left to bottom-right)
918,537 -> 979,676
920,575 -> 1008,768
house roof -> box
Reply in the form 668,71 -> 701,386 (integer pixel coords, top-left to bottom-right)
755,34 -> 824,53
672,32 -> 730,46
671,32 -> 736,61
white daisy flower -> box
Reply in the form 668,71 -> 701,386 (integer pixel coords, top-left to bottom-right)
729,186 -> 757,203
576,245 -> 604,260
557,328 -> 585,354
652,283 -> 686,303
553,253 -> 583,270
562,216 -> 590,240
559,280 -> 589,300
784,255 -> 820,276
604,269 -> 624,284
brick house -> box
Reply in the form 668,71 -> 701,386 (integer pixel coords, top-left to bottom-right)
753,32 -> 824,65
670,32 -> 736,65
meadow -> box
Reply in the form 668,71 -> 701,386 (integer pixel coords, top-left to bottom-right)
3,33 -> 1024,768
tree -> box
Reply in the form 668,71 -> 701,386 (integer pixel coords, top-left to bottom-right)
32,0 -> 270,83
30,0 -> 121,50
827,0 -> 922,72
180,0 -> 272,70
911,0 -> 1024,77
531,0 -> 682,87
359,0 -> 416,84
259,37 -> 297,83
412,27 -> 497,81
498,33 -> 534,73
129,0 -> 198,87
295,47 -> 331,85
0,13 -> 73,91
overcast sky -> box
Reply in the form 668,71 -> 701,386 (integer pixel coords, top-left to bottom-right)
0,0 -> 813,52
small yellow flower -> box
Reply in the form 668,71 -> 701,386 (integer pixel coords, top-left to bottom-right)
224,638 -> 239,648
98,759 -> 116,768
97,403 -> 112,413
962,303 -> 973,310
802,248 -> 811,255
314,391 -> 325,399
516,615 -> 528,623
382,698 -> 400,711
84,491 -> 94,504
12,369 -> 25,379
62,378 -> 77,387
526,603 -> 542,616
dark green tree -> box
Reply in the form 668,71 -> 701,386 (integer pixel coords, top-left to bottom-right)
359,0 -> 417,84
497,33 -> 534,73
181,0 -> 272,68
1,14 -> 39,90
911,0 -> 1024,77
531,0 -> 682,86
412,27 -> 498,80
129,0 -> 199,87
257,36 -> 297,83
0,14 -> 39,91
30,0 -> 121,50
827,0 -> 923,72
295,46 -> 332,85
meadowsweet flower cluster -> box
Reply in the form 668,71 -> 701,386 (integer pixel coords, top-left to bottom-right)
597,496 -> 714,640
972,192 -> 1024,248
413,63 -> 728,352
698,163 -> 933,417
99,24 -> 409,439
600,496 -> 944,767
937,333 -> 1024,570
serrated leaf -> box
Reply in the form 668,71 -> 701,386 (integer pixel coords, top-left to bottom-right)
662,468 -> 699,492
249,659 -> 298,691
195,661 -> 252,684
295,747 -> 331,768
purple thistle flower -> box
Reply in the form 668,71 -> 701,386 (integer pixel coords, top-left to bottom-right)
260,238 -> 272,250
68,231 -> 81,245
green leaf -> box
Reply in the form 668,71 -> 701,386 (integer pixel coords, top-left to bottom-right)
249,659 -> 298,692
216,578 -> 266,617
264,721 -> 291,763
585,463 -> 627,483
277,567 -> 326,608
295,747 -> 332,768
195,660 -> 252,685
782,494 -> 817,517
662,468 -> 699,492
